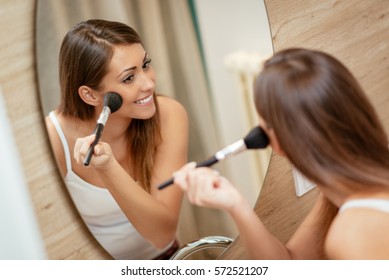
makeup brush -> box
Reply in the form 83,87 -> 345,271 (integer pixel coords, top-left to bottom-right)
158,126 -> 269,190
83,92 -> 123,166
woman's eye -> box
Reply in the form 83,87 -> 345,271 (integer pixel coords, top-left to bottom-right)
142,59 -> 152,70
122,74 -> 135,84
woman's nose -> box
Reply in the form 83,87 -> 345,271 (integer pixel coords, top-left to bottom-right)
139,73 -> 155,91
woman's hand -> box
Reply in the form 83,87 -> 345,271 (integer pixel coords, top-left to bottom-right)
74,134 -> 115,170
173,162 -> 243,212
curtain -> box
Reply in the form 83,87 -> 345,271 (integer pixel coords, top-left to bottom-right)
35,0 -> 237,246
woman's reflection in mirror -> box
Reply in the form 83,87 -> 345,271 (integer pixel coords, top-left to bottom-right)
45,19 -> 188,259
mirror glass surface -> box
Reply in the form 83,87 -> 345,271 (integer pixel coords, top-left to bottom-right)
35,0 -> 273,259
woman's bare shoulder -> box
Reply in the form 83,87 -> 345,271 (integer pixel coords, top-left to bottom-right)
326,207 -> 389,259
156,95 -> 188,129
157,95 -> 187,117
45,113 -> 61,151
45,112 -> 67,176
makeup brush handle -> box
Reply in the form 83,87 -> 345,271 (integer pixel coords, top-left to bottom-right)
196,155 -> 219,168
157,178 -> 175,190
83,123 -> 104,166
158,155 -> 219,190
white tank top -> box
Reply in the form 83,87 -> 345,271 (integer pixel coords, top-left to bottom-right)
48,111 -> 172,259
339,198 -> 389,213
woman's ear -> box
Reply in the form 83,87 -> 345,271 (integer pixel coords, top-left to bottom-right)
258,114 -> 286,157
78,86 -> 101,106
268,129 -> 287,157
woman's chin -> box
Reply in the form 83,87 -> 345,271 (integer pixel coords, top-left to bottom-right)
133,104 -> 156,120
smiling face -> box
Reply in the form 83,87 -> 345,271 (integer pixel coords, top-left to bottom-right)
99,43 -> 157,120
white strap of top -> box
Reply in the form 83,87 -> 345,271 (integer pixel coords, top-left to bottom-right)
48,111 -> 72,174
339,199 -> 389,214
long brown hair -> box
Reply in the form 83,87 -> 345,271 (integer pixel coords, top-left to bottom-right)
58,19 -> 161,191
254,48 -> 389,190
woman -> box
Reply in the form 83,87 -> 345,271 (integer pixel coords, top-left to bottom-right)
173,48 -> 389,259
45,19 -> 188,259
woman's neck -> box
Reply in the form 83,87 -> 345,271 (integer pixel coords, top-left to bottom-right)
100,116 -> 131,143
320,183 -> 354,208
322,183 -> 389,207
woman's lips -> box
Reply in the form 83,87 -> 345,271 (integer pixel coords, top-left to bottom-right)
135,94 -> 153,104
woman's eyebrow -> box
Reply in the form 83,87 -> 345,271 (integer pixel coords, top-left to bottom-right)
117,53 -> 149,78
118,66 -> 137,78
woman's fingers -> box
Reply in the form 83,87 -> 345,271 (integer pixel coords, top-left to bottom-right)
186,168 -> 221,204
173,162 -> 196,190
173,162 -> 230,207
74,134 -> 96,164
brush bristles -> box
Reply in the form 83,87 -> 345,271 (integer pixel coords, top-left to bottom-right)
104,92 -> 123,113
244,126 -> 269,149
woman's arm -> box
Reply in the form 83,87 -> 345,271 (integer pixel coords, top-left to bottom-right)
229,193 -> 336,259
75,97 -> 188,249
174,164 -> 337,259
284,192 -> 337,259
